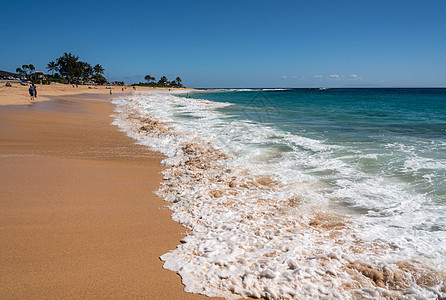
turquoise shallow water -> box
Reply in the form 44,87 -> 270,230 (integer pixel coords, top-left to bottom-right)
189,88 -> 446,243
113,89 -> 446,298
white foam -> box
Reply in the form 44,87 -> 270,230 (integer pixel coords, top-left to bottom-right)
112,92 -> 446,299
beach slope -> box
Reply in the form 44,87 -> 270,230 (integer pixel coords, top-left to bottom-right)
0,89 -> 219,299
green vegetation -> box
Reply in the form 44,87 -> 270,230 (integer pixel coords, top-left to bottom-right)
91,74 -> 107,84
144,75 -> 155,83
52,53 -> 104,84
15,53 -> 106,85
46,61 -> 57,76
16,64 -> 35,80
133,74 -> 183,88
12,54 -> 186,87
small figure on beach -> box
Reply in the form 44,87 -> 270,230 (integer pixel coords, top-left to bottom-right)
5,82 -> 12,87
122,87 -> 124,92
29,85 -> 35,101
133,86 -> 136,90
110,89 -> 112,95
32,84 -> 37,98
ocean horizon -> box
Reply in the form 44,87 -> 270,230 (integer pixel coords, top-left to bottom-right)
113,88 -> 446,299
194,87 -> 446,90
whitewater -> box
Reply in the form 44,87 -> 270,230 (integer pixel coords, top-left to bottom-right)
112,90 -> 445,299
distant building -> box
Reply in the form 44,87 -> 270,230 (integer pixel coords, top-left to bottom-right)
34,71 -> 46,80
0,70 -> 21,80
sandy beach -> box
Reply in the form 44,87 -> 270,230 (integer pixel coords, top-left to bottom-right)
0,82 -> 193,106
0,83 -> 219,299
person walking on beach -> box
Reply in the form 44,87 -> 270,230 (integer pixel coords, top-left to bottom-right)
29,85 -> 35,101
32,84 -> 37,98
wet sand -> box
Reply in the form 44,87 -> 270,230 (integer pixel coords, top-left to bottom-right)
0,93 -> 220,299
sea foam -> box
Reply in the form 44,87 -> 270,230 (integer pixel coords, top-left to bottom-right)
112,91 -> 445,299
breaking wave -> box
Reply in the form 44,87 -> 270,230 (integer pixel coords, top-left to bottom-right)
112,91 -> 445,299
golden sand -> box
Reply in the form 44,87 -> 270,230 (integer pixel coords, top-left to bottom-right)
0,82 -> 194,106
0,83 -> 220,299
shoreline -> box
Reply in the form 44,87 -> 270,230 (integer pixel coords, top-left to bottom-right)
0,88 -> 220,298
113,90 -> 446,299
0,82 -> 200,106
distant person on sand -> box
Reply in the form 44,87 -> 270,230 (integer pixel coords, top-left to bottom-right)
29,85 -> 35,101
32,84 -> 37,98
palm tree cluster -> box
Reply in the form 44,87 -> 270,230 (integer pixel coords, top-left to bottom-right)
140,74 -> 183,87
47,53 -> 106,84
16,64 -> 35,80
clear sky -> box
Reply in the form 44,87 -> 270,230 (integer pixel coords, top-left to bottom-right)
1,0 -> 445,88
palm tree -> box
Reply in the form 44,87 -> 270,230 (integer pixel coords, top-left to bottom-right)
17,64 -> 35,80
47,61 -> 57,76
21,65 -> 29,77
93,64 -> 104,75
16,67 -> 26,80
175,77 -> 182,87
80,62 -> 93,81
144,75 -> 155,83
22,65 -> 28,73
27,64 -> 35,81
158,76 -> 168,86
28,64 -> 35,73
23,64 -> 35,76
56,52 -> 80,82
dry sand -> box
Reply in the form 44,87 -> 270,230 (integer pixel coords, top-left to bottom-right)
0,82 -> 192,106
0,84 -> 220,299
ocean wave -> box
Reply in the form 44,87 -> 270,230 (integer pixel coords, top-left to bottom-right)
112,92 -> 445,299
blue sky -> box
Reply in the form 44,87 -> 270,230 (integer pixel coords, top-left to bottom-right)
1,0 -> 445,87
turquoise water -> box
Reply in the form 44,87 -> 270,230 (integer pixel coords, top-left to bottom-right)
189,88 -> 446,242
113,89 -> 446,298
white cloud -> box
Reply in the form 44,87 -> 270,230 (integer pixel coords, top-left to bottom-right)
350,74 -> 364,82
329,74 -> 342,80
281,75 -> 287,80
314,75 -> 322,79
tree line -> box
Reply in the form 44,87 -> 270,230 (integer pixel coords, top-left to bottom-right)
47,53 -> 106,84
16,53 -> 106,84
132,74 -> 183,88
14,53 -> 185,87
15,64 -> 36,81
